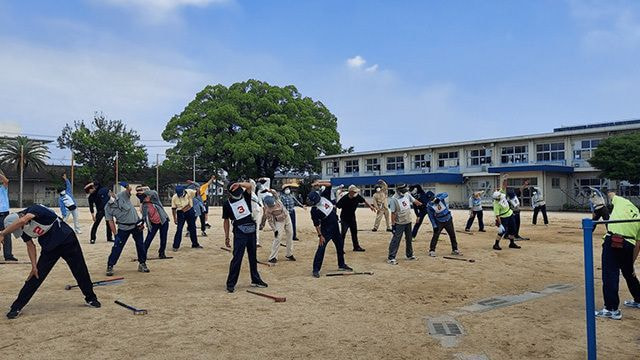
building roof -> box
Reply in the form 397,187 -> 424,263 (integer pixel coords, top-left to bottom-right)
318,120 -> 640,160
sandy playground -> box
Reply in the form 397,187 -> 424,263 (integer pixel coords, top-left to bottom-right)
1,208 -> 639,360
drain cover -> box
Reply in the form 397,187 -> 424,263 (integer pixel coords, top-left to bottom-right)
477,298 -> 510,307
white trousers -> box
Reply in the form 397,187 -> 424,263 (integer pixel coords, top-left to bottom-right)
269,218 -> 293,260
63,209 -> 82,233
253,206 -> 264,245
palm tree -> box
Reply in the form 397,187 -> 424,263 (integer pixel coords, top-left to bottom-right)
0,136 -> 49,171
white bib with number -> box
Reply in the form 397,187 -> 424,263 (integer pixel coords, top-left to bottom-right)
23,219 -> 59,238
317,197 -> 334,217
433,202 -> 447,214
230,198 -> 251,220
397,195 -> 412,212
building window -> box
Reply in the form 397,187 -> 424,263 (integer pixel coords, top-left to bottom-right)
506,178 -> 538,207
573,139 -> 601,161
501,145 -> 529,164
413,154 -> 431,170
619,181 -> 640,197
365,158 -> 380,172
386,156 -> 405,172
574,178 -> 607,197
552,178 -> 560,188
437,151 -> 459,168
536,142 -> 565,162
325,161 -> 339,175
344,159 -> 359,174
468,149 -> 492,166
361,185 -> 376,197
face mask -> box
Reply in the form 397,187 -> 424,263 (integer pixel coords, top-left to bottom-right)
60,191 -> 66,196
320,186 -> 326,192
109,196 -> 116,204
284,189 -> 291,195
376,188 -> 381,192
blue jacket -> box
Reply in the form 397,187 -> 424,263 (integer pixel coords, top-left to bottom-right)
426,192 -> 452,226
58,179 -> 76,217
413,192 -> 429,217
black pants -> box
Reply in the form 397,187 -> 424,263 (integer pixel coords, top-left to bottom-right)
465,210 -> 484,231
411,212 -> 427,238
592,207 -> 610,232
0,212 -> 14,259
226,229 -> 262,288
430,218 -> 458,252
144,221 -> 169,256
173,209 -> 199,249
313,226 -> 346,272
513,211 -> 522,237
107,228 -> 146,266
601,236 -> 640,310
340,217 -> 361,249
11,234 -> 97,311
532,205 -> 548,225
91,210 -> 113,242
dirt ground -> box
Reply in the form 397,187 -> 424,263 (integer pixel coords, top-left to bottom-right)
1,207 -> 639,360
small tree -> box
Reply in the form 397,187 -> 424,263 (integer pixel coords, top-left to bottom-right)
0,136 -> 49,171
589,132 -> 640,183
57,112 -> 148,184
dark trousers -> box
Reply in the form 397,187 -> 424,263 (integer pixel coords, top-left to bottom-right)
289,209 -> 298,239
601,236 -> 640,310
389,223 -> 413,260
430,218 -> 458,252
313,226 -> 346,272
11,234 -> 97,311
144,221 -> 169,256
0,212 -> 14,259
513,211 -> 522,237
340,217 -> 361,249
108,228 -> 146,266
200,202 -> 208,232
465,210 -> 484,231
173,209 -> 199,249
532,205 -> 548,225
91,210 -> 113,242
592,207 -> 610,232
411,212 -> 427,238
226,230 -> 261,288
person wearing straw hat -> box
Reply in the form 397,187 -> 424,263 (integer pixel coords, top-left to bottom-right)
105,182 -> 150,276
0,171 -> 18,261
280,182 -> 305,241
371,180 -> 392,232
1,204 -> 101,319
263,190 -> 295,263
336,184 -> 376,252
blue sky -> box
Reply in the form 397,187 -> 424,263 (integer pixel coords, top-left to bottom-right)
1,0 -> 639,164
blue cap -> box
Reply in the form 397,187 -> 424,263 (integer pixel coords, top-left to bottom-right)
425,191 -> 435,201
175,185 -> 186,197
307,191 -> 321,206
119,181 -> 129,188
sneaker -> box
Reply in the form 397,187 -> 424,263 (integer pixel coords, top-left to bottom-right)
158,253 -> 168,259
90,239 -> 96,244
464,228 -> 470,232
172,248 -> 179,252
509,243 -> 521,249
387,258 -> 398,265
623,300 -> 640,308
257,244 -> 262,248
293,237 -> 300,241
138,263 -> 150,273
107,239 -> 114,242
371,228 -> 378,232
339,264 -> 354,272
6,309 -> 21,319
106,265 -> 114,276
251,280 -> 268,288
312,271 -> 320,278
268,258 -> 278,264
428,251 -> 436,257
386,228 -> 393,232
479,229 -> 486,232
286,255 -> 297,261
353,247 -> 366,252
493,244 -> 502,251
227,287 -> 235,293
201,231 -> 208,237
451,250 -> 463,256
86,299 -> 102,308
595,308 -> 622,320
4,256 -> 18,261
406,255 -> 418,261
191,245 -> 204,249
205,223 -> 211,229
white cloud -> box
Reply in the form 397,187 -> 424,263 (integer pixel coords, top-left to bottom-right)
569,0 -> 640,51
364,64 -> 378,73
97,0 -> 231,22
346,55 -> 366,68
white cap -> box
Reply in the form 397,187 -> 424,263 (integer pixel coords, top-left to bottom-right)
492,191 -> 502,200
3,213 -> 24,239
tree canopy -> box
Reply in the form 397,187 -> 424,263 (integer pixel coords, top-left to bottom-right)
589,132 -> 640,183
161,79 -> 345,179
57,113 -> 148,184
0,136 -> 49,171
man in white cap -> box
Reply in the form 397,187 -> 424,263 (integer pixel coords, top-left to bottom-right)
492,176 -> 522,251
372,180 -> 392,232
528,181 -> 548,225
1,204 -> 101,319
336,184 -> 376,252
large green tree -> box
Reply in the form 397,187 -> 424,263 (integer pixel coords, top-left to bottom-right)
161,79 -> 344,179
0,136 -> 50,171
589,132 -> 640,183
57,113 -> 148,184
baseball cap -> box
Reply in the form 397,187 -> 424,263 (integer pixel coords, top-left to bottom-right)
3,213 -> 24,239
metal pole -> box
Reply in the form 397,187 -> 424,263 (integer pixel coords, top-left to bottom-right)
192,155 -> 196,181
19,145 -> 24,208
70,149 -> 75,196
582,218 -> 597,360
156,154 -> 160,191
115,151 -> 119,190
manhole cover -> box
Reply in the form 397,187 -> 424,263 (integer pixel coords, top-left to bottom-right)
427,319 -> 464,336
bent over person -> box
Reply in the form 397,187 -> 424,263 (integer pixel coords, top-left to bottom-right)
1,204 -> 101,319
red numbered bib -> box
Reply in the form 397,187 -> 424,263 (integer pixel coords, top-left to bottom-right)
230,198 -> 251,220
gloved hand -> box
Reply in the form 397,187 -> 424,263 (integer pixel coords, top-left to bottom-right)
497,224 -> 505,235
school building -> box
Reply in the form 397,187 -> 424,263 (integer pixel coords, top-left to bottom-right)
318,120 -> 640,210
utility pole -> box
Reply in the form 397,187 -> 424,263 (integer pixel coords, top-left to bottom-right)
19,145 -> 24,208
115,151 -> 119,190
192,155 -> 196,181
70,149 -> 75,195
156,153 -> 160,191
